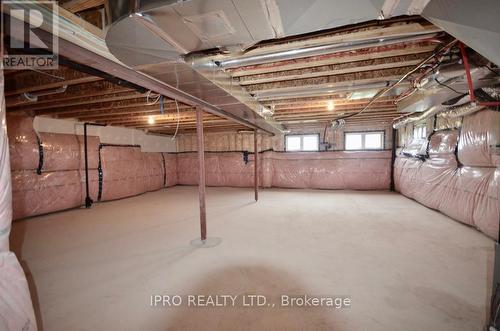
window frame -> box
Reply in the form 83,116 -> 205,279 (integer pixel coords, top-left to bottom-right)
413,124 -> 427,140
285,133 -> 320,152
344,130 -> 385,151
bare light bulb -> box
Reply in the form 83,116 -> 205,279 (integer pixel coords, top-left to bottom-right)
327,100 -> 335,111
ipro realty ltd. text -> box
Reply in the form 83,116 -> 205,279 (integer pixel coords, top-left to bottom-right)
150,294 -> 351,309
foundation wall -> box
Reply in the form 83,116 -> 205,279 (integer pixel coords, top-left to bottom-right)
7,116 -> 176,219
7,110 -> 499,241
176,151 -> 391,190
176,123 -> 393,152
395,109 -> 500,240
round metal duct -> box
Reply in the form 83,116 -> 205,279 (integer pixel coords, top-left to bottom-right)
105,0 -> 184,67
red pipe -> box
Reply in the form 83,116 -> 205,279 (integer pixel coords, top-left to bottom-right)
459,42 -> 476,103
459,42 -> 500,107
479,101 -> 500,106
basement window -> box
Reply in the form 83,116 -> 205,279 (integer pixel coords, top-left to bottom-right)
285,134 -> 319,152
413,124 -> 427,140
345,131 -> 384,150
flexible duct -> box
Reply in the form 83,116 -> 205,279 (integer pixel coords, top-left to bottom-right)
438,103 -> 486,119
392,102 -> 486,129
392,105 -> 445,129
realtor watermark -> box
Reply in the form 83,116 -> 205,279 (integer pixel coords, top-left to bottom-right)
150,294 -> 351,309
1,1 -> 58,69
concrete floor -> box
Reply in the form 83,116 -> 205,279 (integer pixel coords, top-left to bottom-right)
10,186 -> 494,331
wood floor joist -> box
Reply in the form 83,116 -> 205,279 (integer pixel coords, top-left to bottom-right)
4,11 -> 448,133
60,0 -> 105,13
6,84 -> 134,108
56,105 -> 194,120
237,56 -> 425,85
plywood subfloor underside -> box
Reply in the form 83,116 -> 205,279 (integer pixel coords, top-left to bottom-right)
10,187 -> 494,331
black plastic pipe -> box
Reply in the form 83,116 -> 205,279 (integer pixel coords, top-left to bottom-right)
390,128 -> 397,191
84,122 -> 106,208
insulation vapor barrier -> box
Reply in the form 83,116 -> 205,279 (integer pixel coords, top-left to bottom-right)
262,151 -> 391,190
0,252 -> 37,330
163,153 -> 178,187
38,133 -> 101,171
6,114 -> 174,218
6,115 -> 40,171
7,116 -> 106,219
395,109 -> 500,240
11,170 -> 83,220
177,150 -> 391,190
6,110 -> 498,242
99,146 -> 166,201
0,65 -> 37,330
177,152 -> 255,187
39,132 -> 81,171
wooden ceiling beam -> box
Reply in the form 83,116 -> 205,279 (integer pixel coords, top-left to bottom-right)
237,57 -> 424,85
5,75 -> 102,97
245,67 -> 413,92
55,103 -> 193,119
21,92 -> 146,114
34,96 -> 154,115
76,112 -> 204,124
144,121 -> 244,129
119,119 -> 232,128
152,125 -> 248,135
7,84 -> 134,108
4,65 -> 105,96
61,0 -> 105,13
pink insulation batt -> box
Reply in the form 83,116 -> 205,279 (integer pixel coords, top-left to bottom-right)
99,146 -> 166,201
39,132 -> 80,171
262,151 -> 391,190
163,153 -> 178,187
6,115 -> 40,171
143,152 -> 165,192
177,150 -> 391,190
11,170 -> 83,220
395,109 -> 499,240
77,135 -> 100,170
100,146 -> 148,201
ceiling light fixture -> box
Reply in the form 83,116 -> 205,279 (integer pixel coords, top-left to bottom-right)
327,100 -> 335,111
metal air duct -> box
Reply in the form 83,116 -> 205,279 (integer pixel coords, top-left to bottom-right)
216,32 -> 441,69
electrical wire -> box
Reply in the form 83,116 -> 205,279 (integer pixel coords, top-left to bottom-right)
171,66 -> 181,140
434,77 -> 466,95
172,100 -> 180,139
146,90 -> 161,105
